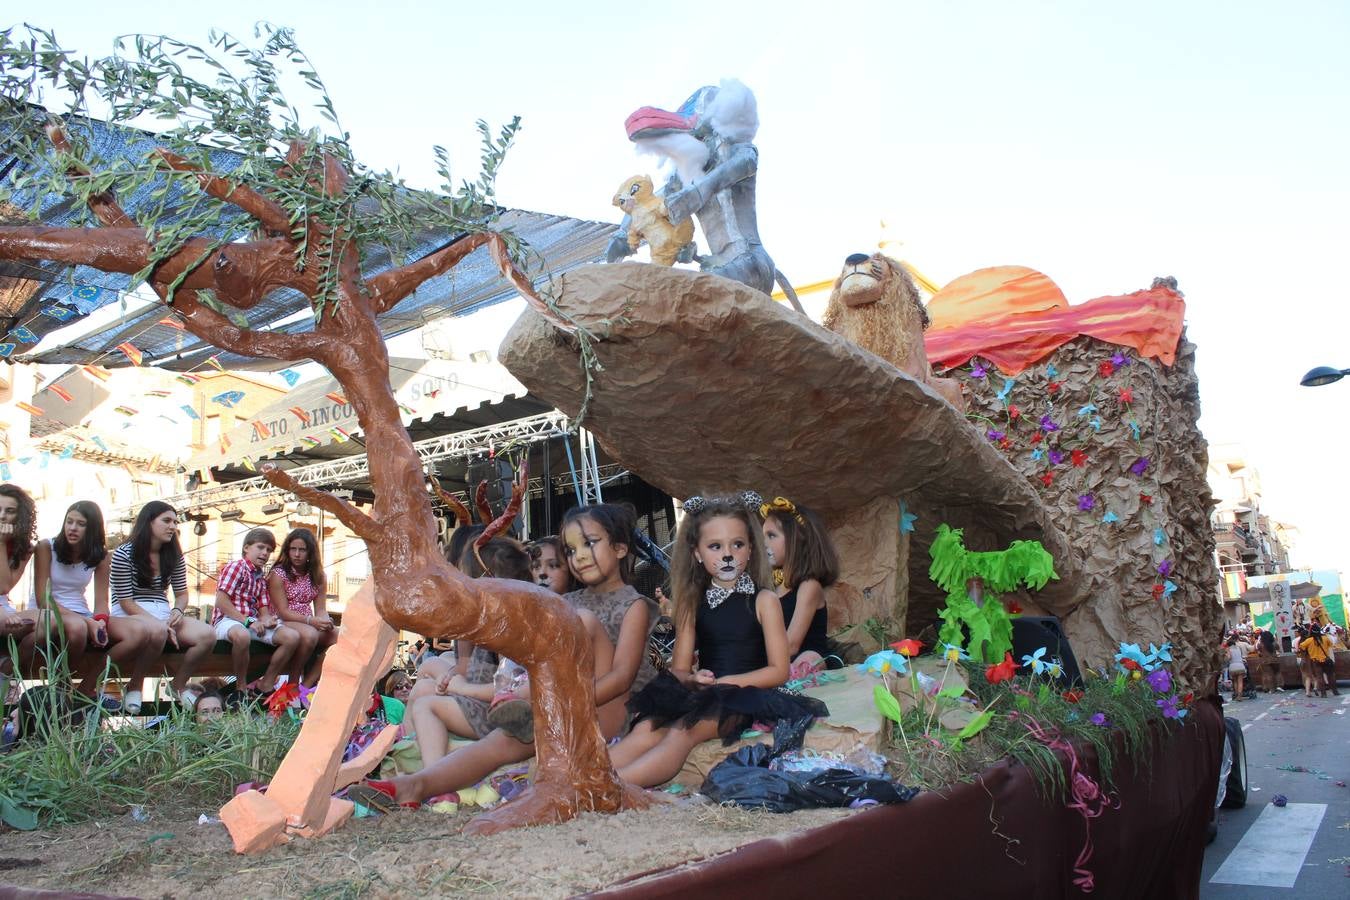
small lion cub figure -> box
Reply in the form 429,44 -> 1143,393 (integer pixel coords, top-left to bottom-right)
612,175 -> 695,267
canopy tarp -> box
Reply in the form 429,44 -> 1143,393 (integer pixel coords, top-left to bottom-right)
1,112 -> 615,370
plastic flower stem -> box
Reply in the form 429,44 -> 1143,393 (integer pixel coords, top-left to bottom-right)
925,659 -> 953,737
886,671 -> 913,757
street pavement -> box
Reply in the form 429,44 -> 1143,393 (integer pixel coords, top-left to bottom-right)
1200,683 -> 1349,898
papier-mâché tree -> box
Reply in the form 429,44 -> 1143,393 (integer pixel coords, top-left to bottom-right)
0,25 -> 643,840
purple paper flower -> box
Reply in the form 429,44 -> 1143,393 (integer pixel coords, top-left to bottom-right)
1145,668 -> 1172,693
1049,449 -> 1066,466
1077,494 -> 1095,511
1157,560 -> 1172,577
1156,694 -> 1187,719
986,428 -> 1005,442
1129,457 -> 1150,476
971,361 -> 988,379
1039,415 -> 1060,433
1089,712 -> 1109,727
1112,352 -> 1131,367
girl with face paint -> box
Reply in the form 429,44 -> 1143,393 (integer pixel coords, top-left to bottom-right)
526,536 -> 577,595
608,492 -> 828,789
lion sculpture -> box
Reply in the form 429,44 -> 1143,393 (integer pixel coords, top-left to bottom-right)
611,174 -> 695,267
822,252 -> 965,410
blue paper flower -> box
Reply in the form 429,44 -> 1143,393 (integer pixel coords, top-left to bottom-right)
1046,365 -> 1058,378
1153,528 -> 1165,546
1021,646 -> 1049,675
1089,416 -> 1102,431
996,377 -> 1016,401
858,650 -> 910,677
1102,511 -> 1119,524
1077,403 -> 1098,417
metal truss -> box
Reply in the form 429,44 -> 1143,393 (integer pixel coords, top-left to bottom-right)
146,410 -> 571,517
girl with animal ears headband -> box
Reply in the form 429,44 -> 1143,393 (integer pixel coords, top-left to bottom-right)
757,496 -> 841,668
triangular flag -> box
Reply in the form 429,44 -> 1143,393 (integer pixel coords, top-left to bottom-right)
115,342 -> 143,366
16,401 -> 44,416
91,436 -> 109,453
49,385 -> 73,403
176,373 -> 202,386
58,444 -> 75,459
113,405 -> 138,416
252,421 -> 270,439
39,451 -> 50,469
80,365 -> 111,382
144,390 -> 171,399
206,354 -> 224,372
180,404 -> 200,420
325,392 -> 348,405
300,436 -> 320,448
157,317 -> 186,330
289,406 -> 311,425
240,457 -> 257,472
330,427 -> 350,443
211,391 -> 245,408
279,369 -> 301,387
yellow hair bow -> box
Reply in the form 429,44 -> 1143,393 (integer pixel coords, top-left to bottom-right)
760,496 -> 805,524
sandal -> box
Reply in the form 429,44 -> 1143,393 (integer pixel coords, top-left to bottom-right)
487,695 -> 535,744
123,690 -> 143,716
347,780 -> 418,813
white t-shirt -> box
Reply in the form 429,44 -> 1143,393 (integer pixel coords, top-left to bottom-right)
38,538 -> 98,618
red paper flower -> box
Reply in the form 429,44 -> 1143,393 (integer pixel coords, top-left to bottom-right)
1047,381 -> 1063,395
1120,658 -> 1142,672
1151,583 -> 1165,601
1098,361 -> 1115,378
1139,493 -> 1153,505
1040,471 -> 1055,487
1031,431 -> 1044,445
1071,449 -> 1087,467
998,437 -> 1012,450
267,683 -> 300,720
1118,387 -> 1134,404
890,639 -> 924,657
1004,598 -> 1023,615
1062,689 -> 1084,704
1008,404 -> 1021,419
985,653 -> 1018,684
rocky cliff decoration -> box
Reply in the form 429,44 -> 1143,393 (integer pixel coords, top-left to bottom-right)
607,79 -> 805,313
925,269 -> 1220,692
0,27 -> 642,850
822,252 -> 965,410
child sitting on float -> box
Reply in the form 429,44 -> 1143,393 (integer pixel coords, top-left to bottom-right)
527,535 -> 577,595
267,527 -> 337,687
758,496 -> 842,671
609,492 -> 828,788
211,528 -> 304,695
351,507 -> 657,811
0,485 -> 47,681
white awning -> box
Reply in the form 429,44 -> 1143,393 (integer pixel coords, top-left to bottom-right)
184,357 -> 528,472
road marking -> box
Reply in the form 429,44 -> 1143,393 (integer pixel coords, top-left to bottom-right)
1253,711 -> 1269,721
1241,723 -> 1254,731
1210,802 -> 1327,888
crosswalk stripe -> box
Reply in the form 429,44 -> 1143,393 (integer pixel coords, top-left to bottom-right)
1210,802 -> 1327,887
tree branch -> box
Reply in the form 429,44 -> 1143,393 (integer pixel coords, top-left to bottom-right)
46,125 -> 136,228
172,290 -> 323,363
487,232 -> 576,334
261,464 -> 380,541
366,233 -> 491,314
154,149 -> 291,233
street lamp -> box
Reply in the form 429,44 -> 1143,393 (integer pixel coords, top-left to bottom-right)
1299,365 -> 1350,387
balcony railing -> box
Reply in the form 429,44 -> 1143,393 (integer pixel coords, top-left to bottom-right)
1213,524 -> 1254,553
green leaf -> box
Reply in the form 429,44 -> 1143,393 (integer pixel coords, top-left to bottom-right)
873,683 -> 903,724
936,684 -> 965,699
955,710 -> 993,741
0,797 -> 38,831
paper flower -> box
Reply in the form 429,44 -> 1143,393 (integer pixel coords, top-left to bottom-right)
941,642 -> 971,662
1129,457 -> 1150,476
1129,420 -> 1141,440
890,639 -> 924,657
1021,646 -> 1049,675
1102,511 -> 1119,524
1062,690 -> 1084,704
985,653 -> 1018,684
1040,471 -> 1055,487
1031,430 -> 1044,445
996,378 -> 1016,401
1008,403 -> 1021,419
999,437 -> 1012,450
1077,403 -> 1097,418
899,502 -> 917,534
1049,449 -> 1066,466
1151,583 -> 1165,601
1045,658 -> 1064,678
1148,643 -> 1173,664
858,650 -> 910,677
1004,598 -> 1023,615
1157,560 -> 1172,577
1163,580 -> 1178,598
1156,695 -> 1187,719
1139,493 -> 1153,505
1046,365 -> 1058,377
971,361 -> 988,379
1145,669 -> 1172,693
1153,527 -> 1165,546
986,428 -> 1005,442
1031,449 -> 1045,462
1089,416 -> 1102,431
1098,361 -> 1115,378
1115,643 -> 1148,671
1118,387 -> 1133,403
1077,494 -> 1095,511
1089,712 -> 1110,727
1071,449 -> 1087,467
1039,415 -> 1060,433
1111,352 -> 1129,367
1046,381 -> 1063,395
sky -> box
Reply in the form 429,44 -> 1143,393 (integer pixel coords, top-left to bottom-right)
9,1 -> 1350,576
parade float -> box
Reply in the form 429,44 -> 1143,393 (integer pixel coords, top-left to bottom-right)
0,29 -> 1224,898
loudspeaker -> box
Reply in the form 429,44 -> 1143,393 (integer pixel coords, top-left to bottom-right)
1011,616 -> 1083,685
466,457 -> 514,511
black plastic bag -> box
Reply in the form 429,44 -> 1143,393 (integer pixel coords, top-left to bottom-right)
699,716 -> 919,812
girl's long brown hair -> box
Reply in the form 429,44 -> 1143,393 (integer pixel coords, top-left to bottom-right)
0,484 -> 38,570
671,495 -> 772,631
764,502 -> 839,590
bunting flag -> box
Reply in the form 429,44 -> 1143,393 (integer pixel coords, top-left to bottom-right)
279,369 -> 301,387
115,342 -> 144,366
10,325 -> 38,343
206,355 -> 225,372
211,391 -> 245,408
113,405 -> 138,416
58,444 -> 75,459
42,305 -> 77,322
68,285 -> 104,314
0,343 -> 14,358
325,392 -> 348,405
81,365 -> 111,382
16,401 -> 44,416
39,451 -> 50,469
145,390 -> 171,398
157,316 -> 186,330
289,406 -> 311,425
122,463 -> 138,479
252,421 -> 270,439
330,426 -> 351,443
0,463 -> 9,480
180,404 -> 200,420
90,436 -> 110,453
398,403 -> 415,417
240,457 -> 257,472
300,436 -> 320,448
176,373 -> 202,386
49,385 -> 74,403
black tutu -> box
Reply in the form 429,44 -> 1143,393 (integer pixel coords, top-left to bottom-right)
628,669 -> 830,745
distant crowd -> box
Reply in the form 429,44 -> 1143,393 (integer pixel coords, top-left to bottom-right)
1220,617 -> 1343,700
